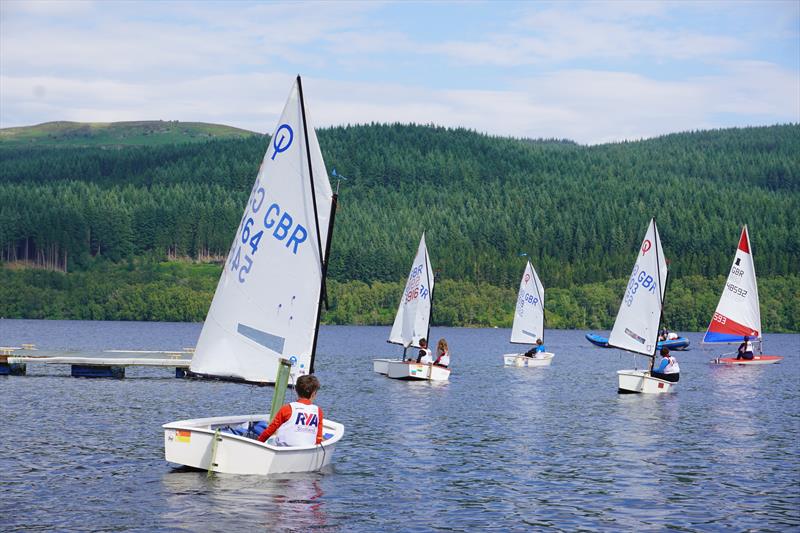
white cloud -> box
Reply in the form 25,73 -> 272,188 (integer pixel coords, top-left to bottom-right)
0,1 -> 797,143
436,4 -> 744,67
3,61 -> 796,144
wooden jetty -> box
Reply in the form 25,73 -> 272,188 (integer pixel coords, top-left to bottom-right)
1,346 -> 193,379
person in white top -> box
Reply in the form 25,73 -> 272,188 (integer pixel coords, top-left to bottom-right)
434,338 -> 450,367
257,375 -> 324,447
416,338 -> 433,364
737,336 -> 755,360
650,347 -> 680,382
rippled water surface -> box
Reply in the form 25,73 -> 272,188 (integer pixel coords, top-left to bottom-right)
1,320 -> 798,531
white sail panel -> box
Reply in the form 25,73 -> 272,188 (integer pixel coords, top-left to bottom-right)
608,219 -> 668,357
510,261 -> 545,344
703,226 -> 761,343
191,78 -> 332,382
388,234 -> 434,348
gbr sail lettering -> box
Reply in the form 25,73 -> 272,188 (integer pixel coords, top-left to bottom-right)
405,264 -> 429,303
725,264 -> 747,297
623,265 -> 657,307
229,124 -> 309,284
516,291 -> 539,317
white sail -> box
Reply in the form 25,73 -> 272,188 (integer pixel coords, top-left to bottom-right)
388,234 -> 434,348
608,219 -> 668,357
703,225 -> 761,343
190,78 -> 333,383
510,261 -> 545,344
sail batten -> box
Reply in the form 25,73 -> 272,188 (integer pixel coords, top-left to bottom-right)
190,78 -> 333,383
607,219 -> 668,357
703,226 -> 762,344
510,261 -> 546,345
388,234 -> 434,348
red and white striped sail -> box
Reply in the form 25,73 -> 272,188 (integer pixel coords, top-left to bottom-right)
703,226 -> 761,344
608,219 -> 668,357
510,261 -> 545,344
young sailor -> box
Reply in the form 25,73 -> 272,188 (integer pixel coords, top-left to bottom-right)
650,347 -> 680,382
434,338 -> 450,367
737,336 -> 755,360
257,375 -> 324,446
524,338 -> 546,358
416,338 -> 433,364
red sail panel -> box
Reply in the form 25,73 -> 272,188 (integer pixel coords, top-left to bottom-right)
738,227 -> 750,254
707,314 -> 759,338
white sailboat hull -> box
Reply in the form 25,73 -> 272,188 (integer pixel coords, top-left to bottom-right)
617,369 -> 676,394
502,352 -> 555,367
163,414 -> 344,475
385,361 -> 450,381
373,358 -> 402,374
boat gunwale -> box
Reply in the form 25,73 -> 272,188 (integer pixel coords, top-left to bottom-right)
163,415 -> 345,451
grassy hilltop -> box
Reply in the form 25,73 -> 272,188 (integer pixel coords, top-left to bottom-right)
0,120 -> 798,331
0,120 -> 257,148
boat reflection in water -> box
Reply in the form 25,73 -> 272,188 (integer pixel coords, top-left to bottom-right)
162,469 -> 329,530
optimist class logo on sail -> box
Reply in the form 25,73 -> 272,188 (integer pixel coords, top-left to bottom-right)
516,271 -> 539,317
229,123 -> 310,284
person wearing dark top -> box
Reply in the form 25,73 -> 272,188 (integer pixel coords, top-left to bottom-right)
737,336 -> 755,360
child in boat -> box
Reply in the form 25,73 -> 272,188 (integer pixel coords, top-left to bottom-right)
434,338 -> 450,367
737,336 -> 755,360
416,338 -> 433,364
257,375 -> 324,447
650,347 -> 680,382
524,339 -> 546,358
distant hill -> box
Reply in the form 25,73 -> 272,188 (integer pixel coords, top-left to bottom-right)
0,121 -> 797,330
0,120 -> 258,148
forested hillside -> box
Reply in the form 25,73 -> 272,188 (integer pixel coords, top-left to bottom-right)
1,122 -> 798,330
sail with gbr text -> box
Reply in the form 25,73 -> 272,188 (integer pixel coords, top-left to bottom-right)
510,261 -> 545,344
388,234 -> 434,348
190,78 -> 333,383
608,219 -> 668,357
703,226 -> 761,344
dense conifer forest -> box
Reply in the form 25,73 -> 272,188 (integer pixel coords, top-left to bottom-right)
1,122 -> 798,331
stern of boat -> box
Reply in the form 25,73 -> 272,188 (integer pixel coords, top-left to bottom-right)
617,370 -> 675,394
372,358 -> 396,374
385,361 -> 450,381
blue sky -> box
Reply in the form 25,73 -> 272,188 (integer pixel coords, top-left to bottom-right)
1,0 -> 798,144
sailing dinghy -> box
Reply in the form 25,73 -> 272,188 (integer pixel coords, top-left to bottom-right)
163,76 -> 344,475
705,226 -> 783,365
502,260 -> 554,367
373,234 -> 450,381
608,219 -> 675,394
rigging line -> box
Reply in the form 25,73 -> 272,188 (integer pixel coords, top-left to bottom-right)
652,218 -> 666,366
424,238 -> 434,344
529,261 -> 546,343
298,76 -> 338,374
296,75 -> 325,278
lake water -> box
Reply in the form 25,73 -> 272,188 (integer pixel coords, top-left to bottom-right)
1,320 -> 798,531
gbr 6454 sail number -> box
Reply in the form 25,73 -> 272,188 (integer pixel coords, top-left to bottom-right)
229,187 -> 309,284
